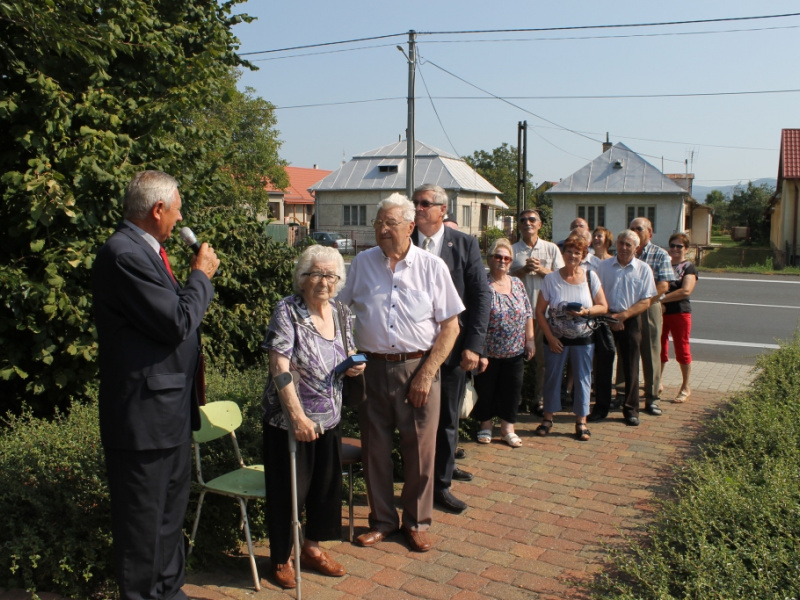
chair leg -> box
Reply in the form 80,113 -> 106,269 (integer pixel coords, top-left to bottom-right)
348,464 -> 354,542
188,490 -> 206,556
236,497 -> 261,592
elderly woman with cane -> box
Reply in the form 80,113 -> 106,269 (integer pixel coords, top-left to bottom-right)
261,245 -> 365,589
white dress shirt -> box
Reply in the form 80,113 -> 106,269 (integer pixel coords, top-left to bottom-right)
597,256 -> 657,313
338,243 -> 465,353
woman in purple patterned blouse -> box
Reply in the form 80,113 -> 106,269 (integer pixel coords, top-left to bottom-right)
261,245 -> 364,588
471,238 -> 535,448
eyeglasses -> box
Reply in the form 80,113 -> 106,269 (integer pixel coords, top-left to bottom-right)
491,254 -> 512,263
412,200 -> 444,209
669,243 -> 685,249
303,272 -> 341,284
372,218 -> 407,229
519,216 -> 540,224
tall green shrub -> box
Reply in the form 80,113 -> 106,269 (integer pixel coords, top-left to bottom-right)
595,337 -> 800,599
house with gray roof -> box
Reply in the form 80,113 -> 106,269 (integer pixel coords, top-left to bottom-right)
310,140 -> 506,245
547,141 -> 710,247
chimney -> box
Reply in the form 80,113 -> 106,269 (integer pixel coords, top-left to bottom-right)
602,132 -> 612,153
313,164 -> 318,170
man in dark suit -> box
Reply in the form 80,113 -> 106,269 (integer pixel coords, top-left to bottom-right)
411,184 -> 491,514
93,170 -> 220,600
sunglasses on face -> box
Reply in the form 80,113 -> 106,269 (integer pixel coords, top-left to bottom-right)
632,226 -> 646,232
519,216 -> 539,224
492,254 -> 512,263
412,200 -> 444,209
669,243 -> 685,249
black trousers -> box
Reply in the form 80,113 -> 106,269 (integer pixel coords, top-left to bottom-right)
434,362 -> 466,493
105,443 -> 191,600
263,422 -> 342,564
471,354 -> 525,424
594,316 -> 642,418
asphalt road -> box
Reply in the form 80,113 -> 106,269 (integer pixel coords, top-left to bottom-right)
686,272 -> 800,365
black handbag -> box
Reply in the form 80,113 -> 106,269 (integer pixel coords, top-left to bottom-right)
334,301 -> 366,406
587,271 -> 616,356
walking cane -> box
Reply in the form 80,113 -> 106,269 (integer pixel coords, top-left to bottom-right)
277,372 -> 323,599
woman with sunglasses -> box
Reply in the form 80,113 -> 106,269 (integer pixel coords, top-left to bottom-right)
471,238 -> 535,448
660,232 -> 698,403
535,234 -> 608,441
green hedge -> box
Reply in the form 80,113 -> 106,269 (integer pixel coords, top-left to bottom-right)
0,361 -> 365,598
594,336 -> 800,599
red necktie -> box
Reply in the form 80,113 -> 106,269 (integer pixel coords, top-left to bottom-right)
159,246 -> 177,284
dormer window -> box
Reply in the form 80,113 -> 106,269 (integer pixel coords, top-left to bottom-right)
378,165 -> 398,173
613,160 -> 624,169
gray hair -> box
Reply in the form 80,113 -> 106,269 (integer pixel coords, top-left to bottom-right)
488,237 -> 514,257
122,171 -> 179,220
413,184 -> 448,206
293,245 -> 346,295
617,229 -> 641,247
377,192 -> 415,222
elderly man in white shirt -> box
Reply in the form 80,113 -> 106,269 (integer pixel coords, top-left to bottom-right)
589,229 -> 657,427
510,209 -> 564,415
338,193 -> 464,553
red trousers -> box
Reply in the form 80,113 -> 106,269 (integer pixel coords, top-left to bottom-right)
661,312 -> 692,364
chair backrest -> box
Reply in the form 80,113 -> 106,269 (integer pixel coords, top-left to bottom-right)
193,401 -> 243,443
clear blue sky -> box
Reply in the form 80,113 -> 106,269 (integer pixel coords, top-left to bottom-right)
233,1 -> 800,189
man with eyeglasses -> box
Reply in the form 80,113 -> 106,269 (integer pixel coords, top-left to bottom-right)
510,209 -> 564,415
410,184 -> 491,515
338,193 -> 464,553
630,217 -> 676,416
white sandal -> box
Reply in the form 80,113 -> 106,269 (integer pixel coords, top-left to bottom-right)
501,432 -> 522,448
476,429 -> 492,444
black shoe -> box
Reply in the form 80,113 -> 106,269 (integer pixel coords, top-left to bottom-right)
434,489 -> 467,513
587,411 -> 607,423
625,415 -> 640,426
454,447 -> 466,460
452,468 -> 473,482
645,404 -> 663,416
532,402 -> 545,417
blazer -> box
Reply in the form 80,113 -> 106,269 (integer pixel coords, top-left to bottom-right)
412,227 -> 491,368
93,223 -> 214,451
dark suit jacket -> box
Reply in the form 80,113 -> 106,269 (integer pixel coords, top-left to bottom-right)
93,223 -> 214,451
412,227 -> 491,368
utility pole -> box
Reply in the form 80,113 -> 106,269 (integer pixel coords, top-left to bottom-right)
406,30 -> 416,198
517,121 -> 528,213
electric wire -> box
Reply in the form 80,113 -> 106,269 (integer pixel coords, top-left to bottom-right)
416,60 -> 461,158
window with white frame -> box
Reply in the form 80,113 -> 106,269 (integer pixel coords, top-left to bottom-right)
461,205 -> 472,229
576,205 -> 606,230
343,205 -> 367,227
626,205 -> 657,232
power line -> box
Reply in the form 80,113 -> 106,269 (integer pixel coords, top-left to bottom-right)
240,12 -> 800,57
416,61 -> 461,158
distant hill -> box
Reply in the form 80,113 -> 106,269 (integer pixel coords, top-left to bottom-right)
693,178 -> 776,202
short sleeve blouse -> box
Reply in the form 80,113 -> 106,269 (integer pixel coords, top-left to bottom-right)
261,295 -> 355,431
484,276 -> 532,358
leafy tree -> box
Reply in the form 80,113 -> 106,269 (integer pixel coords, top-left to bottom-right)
727,182 -> 773,244
704,189 -> 729,233
0,0 -> 294,417
464,142 -> 533,214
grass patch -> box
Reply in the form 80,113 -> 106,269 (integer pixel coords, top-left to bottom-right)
592,336 -> 800,599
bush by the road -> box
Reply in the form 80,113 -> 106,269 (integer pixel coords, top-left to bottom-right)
594,335 -> 800,599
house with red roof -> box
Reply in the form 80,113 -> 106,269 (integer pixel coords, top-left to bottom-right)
769,129 -> 800,267
264,165 -> 332,226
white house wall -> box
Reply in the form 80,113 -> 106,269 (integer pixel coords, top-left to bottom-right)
552,194 -> 685,248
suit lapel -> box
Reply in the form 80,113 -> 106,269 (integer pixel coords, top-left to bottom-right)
118,224 -> 180,290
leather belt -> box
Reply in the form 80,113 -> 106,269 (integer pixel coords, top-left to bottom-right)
363,350 -> 430,362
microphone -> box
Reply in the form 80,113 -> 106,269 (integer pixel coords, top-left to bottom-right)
179,227 -> 202,254
179,227 -> 220,276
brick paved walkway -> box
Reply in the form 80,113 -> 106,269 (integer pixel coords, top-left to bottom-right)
1,361 -> 754,600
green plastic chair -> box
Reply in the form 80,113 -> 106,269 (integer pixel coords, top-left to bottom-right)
189,401 -> 265,591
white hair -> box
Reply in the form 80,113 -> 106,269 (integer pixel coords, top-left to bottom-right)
122,171 -> 179,220
293,245 -> 346,295
377,193 -> 415,222
617,229 -> 641,246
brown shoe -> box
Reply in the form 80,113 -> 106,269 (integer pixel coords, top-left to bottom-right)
355,529 -> 390,547
401,527 -> 432,552
272,561 -> 296,589
300,549 -> 346,577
